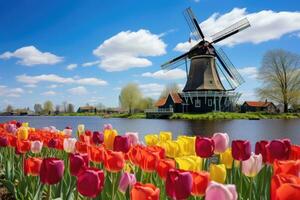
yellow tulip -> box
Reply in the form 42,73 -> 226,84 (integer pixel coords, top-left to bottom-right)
175,156 -> 202,172
144,134 -> 159,146
210,164 -> 226,183
220,148 -> 240,169
17,127 -> 29,140
165,141 -> 181,158
177,136 -> 196,156
159,131 -> 172,142
22,122 -> 29,127
104,129 -> 118,150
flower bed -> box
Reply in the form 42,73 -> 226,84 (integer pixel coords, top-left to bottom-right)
0,121 -> 299,200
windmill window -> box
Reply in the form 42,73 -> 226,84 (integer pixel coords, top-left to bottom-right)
195,99 -> 201,107
208,99 -> 213,106
209,80 -> 213,84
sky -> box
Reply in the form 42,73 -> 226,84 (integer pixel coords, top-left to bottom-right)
1,0 -> 300,110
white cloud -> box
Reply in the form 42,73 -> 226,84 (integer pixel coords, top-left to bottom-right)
140,83 -> 164,97
16,74 -> 108,86
175,8 -> 300,49
66,63 -> 78,70
42,90 -> 56,96
0,46 -> 63,66
87,96 -> 105,104
142,68 -> 186,80
174,39 -> 198,52
68,86 -> 88,95
93,29 -> 167,72
48,84 -> 59,89
0,85 -> 24,97
24,84 -> 37,88
238,67 -> 258,79
82,61 -> 101,67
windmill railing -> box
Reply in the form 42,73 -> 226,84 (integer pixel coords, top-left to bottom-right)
144,108 -> 174,113
181,90 -> 240,98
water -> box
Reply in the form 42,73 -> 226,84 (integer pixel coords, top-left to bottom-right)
0,116 -> 299,144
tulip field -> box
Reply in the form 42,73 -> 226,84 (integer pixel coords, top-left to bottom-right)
0,121 -> 299,200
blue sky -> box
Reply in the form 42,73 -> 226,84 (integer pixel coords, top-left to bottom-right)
1,0 -> 300,110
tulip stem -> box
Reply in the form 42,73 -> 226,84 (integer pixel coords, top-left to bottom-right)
46,185 -> 51,200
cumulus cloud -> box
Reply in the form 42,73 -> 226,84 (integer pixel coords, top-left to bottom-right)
48,84 -> 59,89
0,85 -> 24,97
174,8 -> 300,50
93,29 -> 167,72
238,67 -> 258,79
24,84 -> 37,88
42,90 -> 56,96
142,68 -> 186,80
66,64 -> 78,70
82,61 -> 101,67
140,83 -> 164,97
68,86 -> 88,95
0,46 -> 63,66
174,39 -> 198,53
16,74 -> 108,86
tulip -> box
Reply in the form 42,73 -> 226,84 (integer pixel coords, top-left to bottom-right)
255,140 -> 269,163
16,121 -> 22,128
156,159 -> 176,180
195,137 -> 215,158
118,172 -> 136,193
24,157 -> 42,176
210,164 -> 227,183
104,129 -> 118,150
220,148 -> 235,169
177,136 -> 196,156
63,128 -> 72,135
205,181 -> 237,200
113,135 -> 131,153
175,155 -> 202,172
92,131 -> 104,145
104,150 -> 125,172
48,138 -> 59,149
63,138 -> 77,153
16,140 -> 31,154
274,160 -> 300,177
267,139 -> 291,162
31,140 -> 43,153
77,124 -> 85,135
22,122 -> 29,127
69,153 -> 89,176
139,148 -> 160,172
231,140 -> 251,161
144,134 -> 159,146
128,145 -> 143,166
166,169 -> 193,200
40,158 -> 64,185
275,183 -> 300,200
159,131 -> 172,142
271,174 -> 300,200
6,123 -> 17,134
0,136 -> 8,147
89,145 -> 105,163
131,182 -> 160,200
103,123 -> 113,130
212,133 -> 229,154
191,171 -> 210,196
125,132 -> 139,146
7,135 -> 17,147
85,129 -> 92,136
76,141 -> 88,154
17,127 -> 29,140
289,145 -> 300,160
77,167 -> 105,198
242,153 -> 263,177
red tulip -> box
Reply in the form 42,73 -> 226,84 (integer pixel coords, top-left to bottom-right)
103,150 -> 125,172
255,140 -> 269,163
271,174 -> 300,200
275,183 -> 300,200
232,140 -> 251,161
69,153 -> 89,176
191,171 -> 210,196
166,169 -> 193,200
85,130 -> 92,136
0,136 -> 8,147
77,167 -> 104,198
40,158 -> 64,185
267,139 -> 291,162
156,159 -> 176,180
274,160 -> 300,177
195,137 -> 215,158
7,135 -> 17,147
92,131 -> 104,145
88,145 -> 105,163
289,145 -> 300,160
24,157 -> 42,176
48,138 -> 59,149
16,140 -> 31,154
140,148 -> 160,172
113,135 -> 131,153
76,141 -> 88,154
128,145 -> 143,166
131,182 -> 160,200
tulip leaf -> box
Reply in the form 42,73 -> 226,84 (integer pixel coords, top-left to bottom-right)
33,184 -> 44,200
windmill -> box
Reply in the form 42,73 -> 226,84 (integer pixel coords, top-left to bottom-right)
160,7 -> 251,113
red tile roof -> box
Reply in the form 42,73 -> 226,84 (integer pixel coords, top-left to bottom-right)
155,97 -> 167,107
244,101 -> 273,107
155,93 -> 183,107
170,93 -> 183,104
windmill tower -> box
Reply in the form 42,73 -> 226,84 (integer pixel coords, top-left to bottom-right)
161,8 -> 250,113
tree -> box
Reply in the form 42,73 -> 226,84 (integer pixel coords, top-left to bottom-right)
5,105 -> 13,113
138,97 -> 155,111
67,103 -> 75,113
257,49 -> 300,112
62,101 -> 68,113
34,104 -> 43,114
119,83 -> 142,114
160,83 -> 181,98
43,100 -> 54,115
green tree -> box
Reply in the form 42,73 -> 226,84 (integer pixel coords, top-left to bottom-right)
160,83 -> 181,98
119,83 -> 142,114
138,97 -> 155,111
257,49 -> 300,112
43,100 -> 54,115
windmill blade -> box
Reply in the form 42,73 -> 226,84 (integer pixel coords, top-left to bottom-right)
215,47 -> 245,87
211,18 -> 250,44
161,52 -> 189,71
216,62 -> 237,90
183,7 -> 205,41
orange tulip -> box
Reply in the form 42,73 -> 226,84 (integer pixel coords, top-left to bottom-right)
274,160 -> 300,177
191,171 -> 210,196
156,159 -> 176,180
16,140 -> 31,154
140,148 -> 160,172
276,183 -> 300,200
128,145 -> 143,166
104,150 -> 125,172
24,157 -> 42,176
88,145 -> 105,163
130,182 -> 160,200
76,141 -> 88,154
271,174 -> 300,200
289,145 -> 300,160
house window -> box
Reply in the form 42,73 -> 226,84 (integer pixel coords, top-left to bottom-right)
195,99 -> 201,107
208,99 -> 213,106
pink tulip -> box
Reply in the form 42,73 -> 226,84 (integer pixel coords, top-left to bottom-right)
103,124 -> 113,131
118,172 -> 137,193
125,132 -> 139,146
6,123 -> 17,134
31,141 -> 43,153
212,133 -> 229,154
205,181 -> 237,200
242,153 -> 263,177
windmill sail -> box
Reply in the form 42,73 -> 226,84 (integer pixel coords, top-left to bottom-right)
161,52 -> 189,71
183,7 -> 205,41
